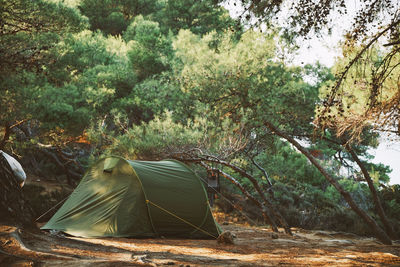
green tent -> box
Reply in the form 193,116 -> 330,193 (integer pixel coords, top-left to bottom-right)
41,156 -> 221,239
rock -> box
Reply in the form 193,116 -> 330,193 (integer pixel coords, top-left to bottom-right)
313,231 -> 333,238
0,151 -> 26,187
0,153 -> 34,226
49,230 -> 65,238
324,239 -> 355,245
217,231 -> 235,244
132,254 -> 152,264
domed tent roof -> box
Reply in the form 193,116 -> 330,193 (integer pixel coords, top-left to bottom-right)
41,156 -> 221,239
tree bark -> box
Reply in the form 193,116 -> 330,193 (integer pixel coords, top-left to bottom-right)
345,145 -> 397,239
264,121 -> 392,245
36,144 -> 83,186
251,158 -> 273,188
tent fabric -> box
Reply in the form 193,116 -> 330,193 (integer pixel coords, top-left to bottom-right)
41,156 -> 221,239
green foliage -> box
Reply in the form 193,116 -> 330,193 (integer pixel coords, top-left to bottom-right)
0,72 -> 38,126
173,29 -> 319,134
113,75 -> 179,124
27,31 -> 135,134
124,15 -> 161,43
0,0 -> 87,73
34,84 -> 91,133
266,180 -> 377,235
90,112 -> 207,159
160,0 -> 241,36
381,185 -> 400,221
78,0 -> 160,35
103,12 -> 127,36
364,162 -> 391,185
49,31 -> 126,79
125,16 -> 172,80
256,140 -> 327,187
0,0 -> 87,137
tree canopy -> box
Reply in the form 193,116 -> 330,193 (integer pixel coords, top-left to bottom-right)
225,0 -> 400,140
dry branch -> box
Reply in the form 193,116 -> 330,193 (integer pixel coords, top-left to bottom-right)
174,153 -> 292,235
197,161 -> 279,233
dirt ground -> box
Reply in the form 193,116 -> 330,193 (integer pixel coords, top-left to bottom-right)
1,211 -> 399,267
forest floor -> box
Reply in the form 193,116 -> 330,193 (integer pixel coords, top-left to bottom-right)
1,211 -> 399,267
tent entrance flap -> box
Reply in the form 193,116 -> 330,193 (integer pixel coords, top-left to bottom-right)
41,156 -> 221,239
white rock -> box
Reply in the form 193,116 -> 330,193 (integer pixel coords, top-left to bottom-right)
1,150 -> 26,187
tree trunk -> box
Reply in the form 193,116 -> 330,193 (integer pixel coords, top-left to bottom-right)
0,123 -> 11,150
0,153 -> 34,227
36,144 -> 83,186
346,145 -> 397,239
250,158 -> 292,235
197,161 -> 280,232
264,121 -> 392,245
